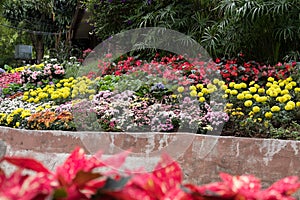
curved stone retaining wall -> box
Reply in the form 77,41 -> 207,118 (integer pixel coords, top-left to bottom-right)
0,126 -> 299,197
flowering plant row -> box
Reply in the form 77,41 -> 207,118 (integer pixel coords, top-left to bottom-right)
0,147 -> 299,200
0,54 -> 299,138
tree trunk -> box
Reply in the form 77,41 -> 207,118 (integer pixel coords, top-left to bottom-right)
30,34 -> 44,64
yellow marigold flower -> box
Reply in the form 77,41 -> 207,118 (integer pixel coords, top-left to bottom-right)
16,122 -> 20,127
283,94 -> 291,100
56,83 -> 62,88
257,88 -> 265,94
225,89 -> 231,94
244,100 -> 253,107
229,82 -> 235,88
213,79 -> 219,84
265,112 -> 273,119
197,92 -> 204,97
268,90 -> 278,97
28,97 -> 35,103
226,103 -> 233,108
189,85 -> 197,91
290,81 -> 297,86
249,81 -> 255,86
294,87 -> 300,93
196,84 -> 203,89
267,77 -> 275,82
221,85 -> 228,90
287,101 -> 295,108
256,96 -> 267,103
285,84 -> 293,90
234,84 -> 242,90
252,106 -> 260,113
264,121 -> 269,128
237,93 -> 244,100
285,104 -> 293,111
245,94 -> 253,99
253,94 -> 259,100
286,77 -> 293,82
240,82 -> 247,89
279,82 -> 285,87
276,97 -> 283,103
280,89 -> 289,95
271,106 -> 280,112
199,97 -> 205,102
22,96 -> 29,101
254,84 -> 260,89
207,83 -> 215,89
190,90 -> 197,97
24,92 -> 29,96
30,91 -> 37,96
266,82 -> 273,87
296,102 -> 300,107
218,81 -> 225,86
230,90 -> 238,95
249,87 -> 257,93
208,88 -> 215,93
177,86 -> 185,93
222,94 -> 228,99
201,88 -> 209,94
34,98 -> 40,103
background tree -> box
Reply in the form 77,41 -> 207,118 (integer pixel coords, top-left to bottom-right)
0,15 -> 17,67
84,0 -> 300,64
201,0 -> 300,63
2,0 -> 77,63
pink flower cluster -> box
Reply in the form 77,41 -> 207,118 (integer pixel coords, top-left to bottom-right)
0,147 -> 299,200
0,72 -> 21,88
21,64 -> 65,85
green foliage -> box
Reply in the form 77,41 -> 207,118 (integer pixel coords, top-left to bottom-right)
2,0 -> 78,63
2,0 -> 77,33
0,5 -> 18,66
84,0 -> 300,64
269,121 -> 300,140
201,0 -> 300,63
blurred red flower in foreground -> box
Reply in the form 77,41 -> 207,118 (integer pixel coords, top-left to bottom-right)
0,147 -> 299,200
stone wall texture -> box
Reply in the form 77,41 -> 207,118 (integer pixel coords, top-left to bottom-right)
0,126 -> 300,197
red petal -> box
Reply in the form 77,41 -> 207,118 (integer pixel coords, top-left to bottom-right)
267,176 -> 300,196
99,150 -> 130,170
153,153 -> 182,189
1,157 -> 51,173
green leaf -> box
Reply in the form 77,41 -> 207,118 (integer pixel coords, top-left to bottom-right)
101,176 -> 131,191
52,188 -> 68,199
73,170 -> 103,188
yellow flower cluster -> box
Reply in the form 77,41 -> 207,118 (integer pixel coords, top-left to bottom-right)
0,108 -> 31,127
71,76 -> 98,100
183,79 -> 224,103
224,76 -> 299,122
23,77 -> 76,103
10,63 -> 44,73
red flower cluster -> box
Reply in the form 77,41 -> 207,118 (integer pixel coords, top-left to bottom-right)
0,147 -> 299,200
100,54 -> 219,85
216,57 -> 297,84
0,72 -> 21,88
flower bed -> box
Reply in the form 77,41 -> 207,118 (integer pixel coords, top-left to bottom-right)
0,54 -> 299,139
